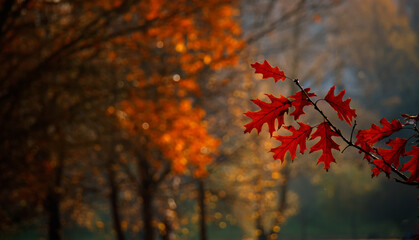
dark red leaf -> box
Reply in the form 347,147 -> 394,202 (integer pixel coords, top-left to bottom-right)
356,118 -> 403,145
309,122 -> 340,170
244,94 -> 291,136
271,122 -> 313,163
378,138 -> 407,168
288,88 -> 316,120
371,158 -> 391,178
356,140 -> 374,161
401,145 -> 419,182
251,60 -> 286,82
372,138 -> 407,177
324,85 -> 357,125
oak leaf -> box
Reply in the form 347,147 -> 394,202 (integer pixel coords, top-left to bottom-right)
271,122 -> 313,163
289,88 -> 316,120
251,60 -> 286,82
309,122 -> 340,170
372,138 -> 407,177
356,118 -> 403,145
401,145 -> 419,182
244,94 -> 291,136
371,158 -> 391,178
324,85 -> 357,125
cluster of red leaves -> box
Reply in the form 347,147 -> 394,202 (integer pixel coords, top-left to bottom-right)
244,60 -> 418,184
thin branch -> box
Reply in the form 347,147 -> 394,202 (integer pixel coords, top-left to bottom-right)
341,145 -> 351,153
291,78 -> 416,185
350,120 -> 357,143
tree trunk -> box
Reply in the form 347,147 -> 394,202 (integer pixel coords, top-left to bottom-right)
46,146 -> 64,240
141,184 -> 154,240
256,213 -> 267,240
46,190 -> 61,240
109,164 -> 125,240
197,179 -> 207,240
136,149 -> 157,240
160,217 -> 172,240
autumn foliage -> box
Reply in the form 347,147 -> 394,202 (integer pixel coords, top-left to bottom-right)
244,60 -> 418,185
0,0 -> 243,238
119,97 -> 220,177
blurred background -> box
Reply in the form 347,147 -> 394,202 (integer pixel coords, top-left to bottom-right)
0,0 -> 418,239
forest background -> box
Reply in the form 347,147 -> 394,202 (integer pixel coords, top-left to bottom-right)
0,0 -> 418,239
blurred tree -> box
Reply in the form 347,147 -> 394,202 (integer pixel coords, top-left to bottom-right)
118,97 -> 221,240
0,0 -> 242,240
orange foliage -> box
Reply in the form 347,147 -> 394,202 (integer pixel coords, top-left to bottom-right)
119,97 -> 220,177
0,0 -> 242,230
102,0 -> 243,75
96,0 -> 243,179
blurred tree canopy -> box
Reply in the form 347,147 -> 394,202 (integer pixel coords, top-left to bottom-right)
0,0 -> 242,239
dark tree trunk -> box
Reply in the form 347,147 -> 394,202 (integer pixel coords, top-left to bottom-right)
46,190 -> 61,240
135,149 -> 157,240
256,214 -> 267,240
46,146 -> 64,240
160,217 -> 172,240
141,184 -> 154,240
109,165 -> 126,240
198,179 -> 207,240
255,177 -> 267,240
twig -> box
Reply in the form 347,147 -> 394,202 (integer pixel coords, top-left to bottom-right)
291,79 -> 414,184
350,120 -> 357,143
342,121 -> 357,153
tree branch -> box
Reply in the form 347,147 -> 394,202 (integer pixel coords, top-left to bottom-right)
292,79 -> 416,185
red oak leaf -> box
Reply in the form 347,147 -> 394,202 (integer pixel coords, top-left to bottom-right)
289,88 -> 316,120
378,138 -> 407,168
324,85 -> 357,125
355,118 -> 403,161
371,158 -> 391,178
251,60 -> 286,82
244,94 -> 291,136
401,145 -> 419,182
356,118 -> 403,145
371,138 -> 407,177
356,140 -> 374,161
271,122 -> 313,163
310,122 -> 340,170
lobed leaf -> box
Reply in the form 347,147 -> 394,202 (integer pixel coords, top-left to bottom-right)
356,118 -> 403,146
372,138 -> 407,177
244,94 -> 291,137
371,159 -> 391,178
271,122 -> 313,163
288,88 -> 316,120
309,122 -> 340,171
251,60 -> 286,82
401,145 -> 419,182
324,85 -> 357,125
